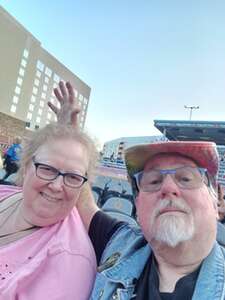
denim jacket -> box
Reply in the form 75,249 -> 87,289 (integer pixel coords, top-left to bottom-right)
90,223 -> 225,300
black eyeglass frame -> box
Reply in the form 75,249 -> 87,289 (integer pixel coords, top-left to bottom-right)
32,156 -> 88,188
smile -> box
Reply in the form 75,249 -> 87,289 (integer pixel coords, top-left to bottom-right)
40,192 -> 62,203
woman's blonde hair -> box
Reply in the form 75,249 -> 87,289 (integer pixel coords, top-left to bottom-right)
16,123 -> 98,186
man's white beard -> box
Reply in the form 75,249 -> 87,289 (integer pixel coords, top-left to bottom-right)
151,199 -> 195,248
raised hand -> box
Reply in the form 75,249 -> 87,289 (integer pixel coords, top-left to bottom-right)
48,81 -> 81,126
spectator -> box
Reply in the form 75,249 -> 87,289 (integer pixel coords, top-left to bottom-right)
0,82 -> 98,299
3,137 -> 22,180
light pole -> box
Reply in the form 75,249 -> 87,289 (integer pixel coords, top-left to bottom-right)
184,105 -> 199,120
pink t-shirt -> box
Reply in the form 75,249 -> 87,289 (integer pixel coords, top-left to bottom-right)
0,185 -> 96,300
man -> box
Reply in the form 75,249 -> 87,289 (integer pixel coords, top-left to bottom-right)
52,82 -> 225,300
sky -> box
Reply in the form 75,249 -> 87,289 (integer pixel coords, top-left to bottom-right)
1,1 -> 225,147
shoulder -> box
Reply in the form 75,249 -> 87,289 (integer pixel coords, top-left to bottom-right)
56,207 -> 96,257
101,221 -> 148,262
0,185 -> 22,201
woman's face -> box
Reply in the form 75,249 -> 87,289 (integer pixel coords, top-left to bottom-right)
22,138 -> 89,226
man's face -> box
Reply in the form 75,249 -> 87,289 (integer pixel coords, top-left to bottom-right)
136,154 -> 218,248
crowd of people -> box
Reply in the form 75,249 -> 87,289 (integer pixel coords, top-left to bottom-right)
0,81 -> 225,299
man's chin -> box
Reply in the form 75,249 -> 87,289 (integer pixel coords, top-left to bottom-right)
152,218 -> 194,248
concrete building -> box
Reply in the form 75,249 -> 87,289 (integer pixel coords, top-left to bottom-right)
0,6 -> 90,147
102,135 -> 166,161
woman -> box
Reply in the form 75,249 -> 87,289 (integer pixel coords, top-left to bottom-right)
0,122 -> 98,299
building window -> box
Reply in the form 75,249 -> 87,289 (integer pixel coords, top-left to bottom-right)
53,74 -> 60,83
45,67 -> 52,77
12,96 -> 19,104
38,108 -> 43,115
21,59 -> 27,68
36,70 -> 42,78
10,105 -> 17,113
29,104 -> 34,111
33,87 -> 38,95
79,94 -> 83,101
37,60 -> 44,72
19,68 -> 25,77
17,77 -> 23,86
15,86 -> 21,95
47,112 -> 52,120
41,92 -> 46,99
23,48 -> 29,59
34,78 -> 40,86
27,112 -> 32,120
36,116 -> 41,123
44,76 -> 49,84
39,100 -> 45,108
31,95 -> 36,103
43,84 -> 48,91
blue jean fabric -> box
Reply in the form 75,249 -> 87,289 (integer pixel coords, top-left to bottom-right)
90,223 -> 225,300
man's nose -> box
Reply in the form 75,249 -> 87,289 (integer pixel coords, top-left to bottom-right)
159,174 -> 181,198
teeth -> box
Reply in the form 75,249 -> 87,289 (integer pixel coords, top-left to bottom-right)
41,192 -> 60,202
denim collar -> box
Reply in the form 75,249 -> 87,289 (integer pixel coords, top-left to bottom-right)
192,242 -> 225,300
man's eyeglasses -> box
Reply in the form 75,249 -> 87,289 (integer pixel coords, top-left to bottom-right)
32,157 -> 88,188
133,166 -> 209,193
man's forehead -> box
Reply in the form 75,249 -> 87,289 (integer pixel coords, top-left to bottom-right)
144,153 -> 198,170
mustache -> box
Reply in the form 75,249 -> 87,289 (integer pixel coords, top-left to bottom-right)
153,198 -> 192,218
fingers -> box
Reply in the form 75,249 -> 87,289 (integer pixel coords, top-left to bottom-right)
54,87 -> 63,103
54,81 -> 76,104
66,82 -> 75,103
59,81 -> 68,97
53,81 -> 67,103
47,101 -> 59,115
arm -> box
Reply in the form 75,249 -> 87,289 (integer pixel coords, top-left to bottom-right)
48,81 -> 100,230
77,183 -> 100,231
